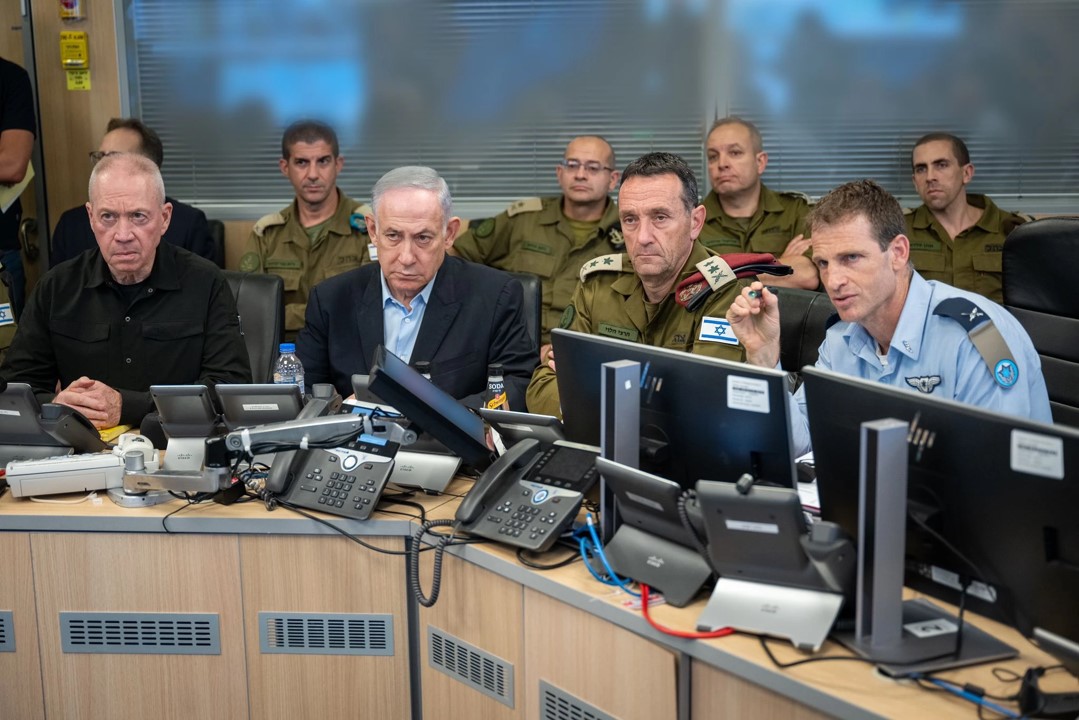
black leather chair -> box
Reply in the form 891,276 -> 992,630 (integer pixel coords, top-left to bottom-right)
1003,217 -> 1079,427
208,219 -> 226,269
508,271 -> 542,351
772,287 -> 835,375
225,271 -> 284,383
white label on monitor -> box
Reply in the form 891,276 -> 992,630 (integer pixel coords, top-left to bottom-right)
0,408 -> 20,416
725,519 -> 779,534
928,566 -> 998,603
1010,430 -> 1064,479
904,618 -> 958,639
241,403 -> 280,411
727,376 -> 769,414
625,491 -> 664,512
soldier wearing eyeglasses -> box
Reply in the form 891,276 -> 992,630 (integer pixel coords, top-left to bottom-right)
50,118 -> 216,268
452,136 -> 624,358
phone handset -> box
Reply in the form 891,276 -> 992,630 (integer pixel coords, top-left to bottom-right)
264,384 -> 342,494
456,438 -> 542,526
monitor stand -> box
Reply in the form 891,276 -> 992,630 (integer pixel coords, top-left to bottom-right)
697,577 -> 843,652
598,360 -> 641,543
605,524 -> 713,608
838,419 -> 1016,676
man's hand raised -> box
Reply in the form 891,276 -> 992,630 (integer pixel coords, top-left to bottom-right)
726,281 -> 782,369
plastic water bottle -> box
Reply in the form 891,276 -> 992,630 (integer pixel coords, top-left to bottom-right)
273,342 -> 305,398
483,363 -> 509,411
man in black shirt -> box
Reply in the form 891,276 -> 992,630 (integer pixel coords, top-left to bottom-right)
0,56 -> 36,320
50,118 -> 216,267
1,153 -> 250,427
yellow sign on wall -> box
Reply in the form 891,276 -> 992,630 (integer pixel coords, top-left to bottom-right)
59,31 -> 89,70
66,69 -> 91,91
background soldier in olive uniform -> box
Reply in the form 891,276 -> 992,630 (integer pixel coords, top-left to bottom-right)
527,152 -> 748,417
453,136 -> 622,356
699,117 -> 818,290
906,132 -> 1029,303
240,120 -> 373,338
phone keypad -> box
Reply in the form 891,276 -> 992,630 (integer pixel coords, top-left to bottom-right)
282,448 -> 395,521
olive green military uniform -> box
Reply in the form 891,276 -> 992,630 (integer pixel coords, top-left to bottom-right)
453,195 -> 622,345
904,194 -> 1029,303
240,191 -> 373,338
526,241 -> 749,417
697,184 -> 811,255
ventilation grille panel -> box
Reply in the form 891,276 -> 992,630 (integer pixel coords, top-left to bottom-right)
428,625 -> 514,708
540,680 -> 619,720
60,612 -> 219,655
0,611 -> 13,652
259,612 -> 394,655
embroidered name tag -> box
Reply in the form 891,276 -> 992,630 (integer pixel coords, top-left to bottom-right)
698,317 -> 739,345
598,322 -> 639,342
523,241 -> 552,255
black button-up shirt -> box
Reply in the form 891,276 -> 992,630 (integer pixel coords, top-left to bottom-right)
1,242 -> 252,424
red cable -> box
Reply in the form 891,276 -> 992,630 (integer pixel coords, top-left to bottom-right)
640,584 -> 735,639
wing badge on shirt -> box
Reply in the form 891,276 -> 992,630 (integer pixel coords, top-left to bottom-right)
905,375 -> 942,394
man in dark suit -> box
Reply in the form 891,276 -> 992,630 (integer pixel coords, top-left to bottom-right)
50,118 -> 217,267
296,166 -> 537,409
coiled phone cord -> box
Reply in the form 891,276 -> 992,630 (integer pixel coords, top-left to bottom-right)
408,519 -> 458,607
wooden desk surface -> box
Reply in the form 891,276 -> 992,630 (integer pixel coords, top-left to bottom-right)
424,497 -> 1077,720
0,476 -> 473,535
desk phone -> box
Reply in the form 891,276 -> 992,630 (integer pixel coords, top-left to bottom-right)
276,439 -> 398,521
456,438 -> 599,552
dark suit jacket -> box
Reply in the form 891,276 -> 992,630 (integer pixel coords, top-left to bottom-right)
297,256 -> 538,409
50,197 -> 215,268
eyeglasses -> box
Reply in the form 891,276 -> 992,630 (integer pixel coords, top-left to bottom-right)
88,150 -> 122,165
560,159 -> 614,175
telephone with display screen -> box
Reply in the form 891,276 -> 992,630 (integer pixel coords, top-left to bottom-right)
270,437 -> 399,521
456,438 -> 600,552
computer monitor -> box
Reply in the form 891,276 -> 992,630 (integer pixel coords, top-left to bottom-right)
368,346 -> 494,471
803,366 -> 1079,674
552,328 -> 797,489
217,383 -> 304,430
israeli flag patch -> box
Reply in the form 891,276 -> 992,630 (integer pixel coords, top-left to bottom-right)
699,316 -> 739,345
0,303 -> 13,326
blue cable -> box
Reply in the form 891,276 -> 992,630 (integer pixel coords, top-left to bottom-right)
917,675 -> 1021,718
576,514 -> 639,597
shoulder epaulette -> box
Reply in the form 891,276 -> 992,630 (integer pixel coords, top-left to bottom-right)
779,190 -> 812,204
506,197 -> 543,217
934,297 -> 1020,389
579,253 -> 625,282
253,211 -> 286,237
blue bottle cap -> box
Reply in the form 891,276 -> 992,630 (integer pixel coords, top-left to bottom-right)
279,343 -> 296,353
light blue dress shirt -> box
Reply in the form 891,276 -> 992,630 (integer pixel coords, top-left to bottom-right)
789,272 -> 1052,455
380,271 -> 437,365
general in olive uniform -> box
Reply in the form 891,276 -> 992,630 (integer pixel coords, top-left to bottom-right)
241,193 -> 372,336
698,184 -> 811,255
453,135 -> 623,347
526,242 -> 748,417
453,195 -> 622,345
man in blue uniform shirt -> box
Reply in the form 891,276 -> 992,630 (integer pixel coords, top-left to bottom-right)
727,180 -> 1050,456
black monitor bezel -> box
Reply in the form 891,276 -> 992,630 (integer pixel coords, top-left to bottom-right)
552,328 -> 798,489
803,365 -> 1079,661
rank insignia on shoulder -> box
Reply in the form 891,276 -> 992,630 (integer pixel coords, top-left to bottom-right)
252,211 -> 286,237
579,253 -> 623,282
507,197 -> 543,217
934,297 -> 1021,389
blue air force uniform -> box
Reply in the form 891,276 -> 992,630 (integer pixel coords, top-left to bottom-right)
790,272 -> 1051,455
